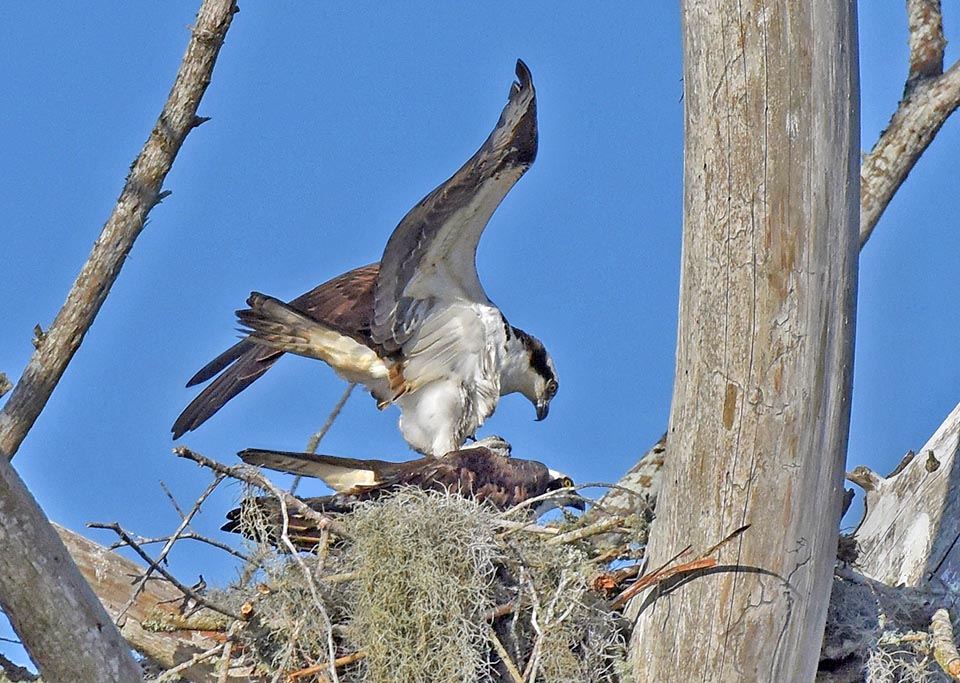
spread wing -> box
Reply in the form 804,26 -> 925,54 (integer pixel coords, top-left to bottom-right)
172,263 -> 380,439
371,60 -> 538,353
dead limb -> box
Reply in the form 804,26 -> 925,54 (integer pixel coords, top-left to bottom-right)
860,0 -> 960,247
56,523 -> 255,682
174,445 -> 351,538
116,473 -> 226,623
0,0 -> 237,460
0,2 -> 238,680
931,608 -> 960,680
88,521 -> 240,620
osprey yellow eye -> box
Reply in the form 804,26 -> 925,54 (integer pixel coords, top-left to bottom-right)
546,379 -> 558,397
561,477 -> 574,488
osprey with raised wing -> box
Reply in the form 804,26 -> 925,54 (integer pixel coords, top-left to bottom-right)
173,61 -> 558,456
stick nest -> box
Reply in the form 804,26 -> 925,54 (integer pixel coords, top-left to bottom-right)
228,486 -> 635,683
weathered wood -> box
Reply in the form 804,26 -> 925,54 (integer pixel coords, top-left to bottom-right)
55,524 -> 254,682
0,2 -> 237,680
860,60 -> 960,248
0,465 -> 144,682
851,401 -> 960,588
629,3 -> 859,681
0,0 -> 236,461
860,0 -> 960,247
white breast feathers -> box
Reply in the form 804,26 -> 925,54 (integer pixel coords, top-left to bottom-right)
395,302 -> 507,455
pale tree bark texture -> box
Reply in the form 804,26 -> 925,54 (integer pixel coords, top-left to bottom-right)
0,1 -> 237,680
630,3 -> 859,682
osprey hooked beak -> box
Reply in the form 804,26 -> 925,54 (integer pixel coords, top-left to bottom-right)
535,470 -> 586,515
535,400 -> 550,422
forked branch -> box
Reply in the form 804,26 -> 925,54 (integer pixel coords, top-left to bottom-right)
860,0 -> 960,247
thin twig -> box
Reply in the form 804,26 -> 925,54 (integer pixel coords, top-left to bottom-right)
88,521 -> 240,620
294,383 -> 355,494
692,524 -> 750,562
273,487 -> 341,683
499,486 -> 580,519
174,446 -> 351,538
487,624 -> 523,683
495,519 -> 561,536
107,530 -> 251,562
160,480 -> 189,520
316,526 -> 332,574
111,473 -> 225,623
287,651 -> 366,682
522,573 -> 544,683
216,620 -> 243,683
610,558 -> 717,610
610,525 -> 749,609
154,642 -> 227,682
546,515 -> 625,546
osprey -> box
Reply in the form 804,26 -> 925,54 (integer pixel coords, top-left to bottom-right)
222,445 -> 583,547
173,60 -> 558,455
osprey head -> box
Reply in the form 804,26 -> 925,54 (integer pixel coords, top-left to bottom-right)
537,467 -> 585,514
503,326 -> 558,422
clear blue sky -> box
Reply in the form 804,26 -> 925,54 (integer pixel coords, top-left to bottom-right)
1,3 -> 959,664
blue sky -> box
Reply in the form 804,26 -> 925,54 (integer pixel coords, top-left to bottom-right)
1,2 -> 959,664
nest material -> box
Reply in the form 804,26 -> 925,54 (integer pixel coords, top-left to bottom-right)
228,486 -> 631,682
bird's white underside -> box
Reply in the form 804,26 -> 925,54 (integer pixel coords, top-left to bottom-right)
396,301 -> 506,455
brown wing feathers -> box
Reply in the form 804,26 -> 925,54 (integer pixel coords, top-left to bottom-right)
172,264 -> 380,439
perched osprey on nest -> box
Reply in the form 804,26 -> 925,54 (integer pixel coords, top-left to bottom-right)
222,445 -> 583,547
172,60 -> 558,456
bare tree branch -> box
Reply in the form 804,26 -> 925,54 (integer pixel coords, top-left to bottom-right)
860,1 -> 960,247
907,0 -> 946,83
113,474 -> 226,623
293,382 -> 356,494
0,3 -> 238,680
174,446 -> 351,538
107,529 -> 251,562
57,523 -> 257,683
0,0 -> 237,461
88,521 -> 240,620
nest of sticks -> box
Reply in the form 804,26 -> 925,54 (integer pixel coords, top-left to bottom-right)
217,484 -> 650,683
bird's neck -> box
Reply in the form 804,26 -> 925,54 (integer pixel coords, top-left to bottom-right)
499,330 -> 531,396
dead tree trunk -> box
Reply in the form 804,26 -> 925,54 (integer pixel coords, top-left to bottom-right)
629,3 -> 859,682
851,401 -> 960,588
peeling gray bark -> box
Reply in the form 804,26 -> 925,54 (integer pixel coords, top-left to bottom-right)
57,524 -> 254,682
850,402 -> 960,588
629,3 -> 860,681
